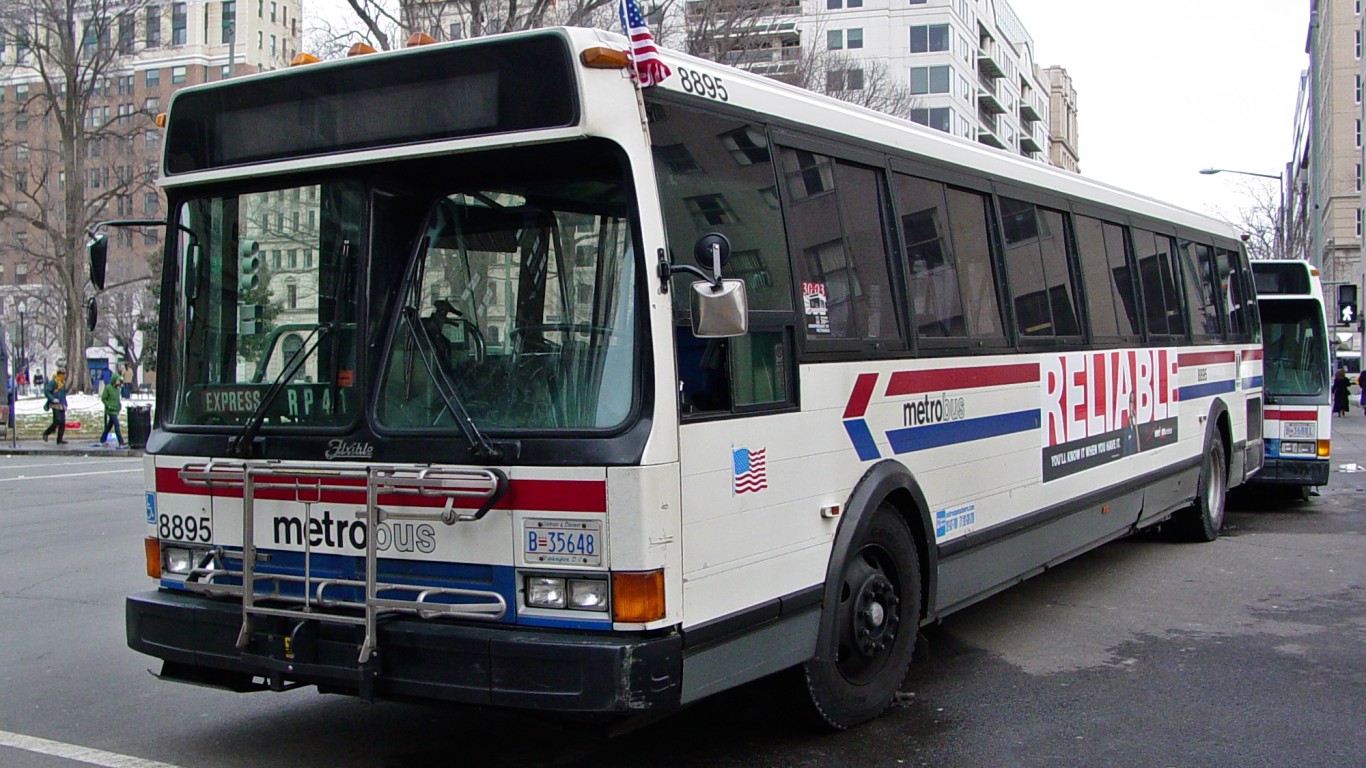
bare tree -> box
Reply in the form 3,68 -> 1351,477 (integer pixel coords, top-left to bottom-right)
1219,178 -> 1304,262
0,0 -> 158,392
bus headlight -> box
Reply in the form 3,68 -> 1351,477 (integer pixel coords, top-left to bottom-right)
162,545 -> 208,575
524,575 -> 610,612
526,576 -> 567,609
568,579 -> 609,610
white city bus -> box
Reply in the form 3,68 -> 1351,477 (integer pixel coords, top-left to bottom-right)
114,28 -> 1262,729
1251,259 -> 1331,496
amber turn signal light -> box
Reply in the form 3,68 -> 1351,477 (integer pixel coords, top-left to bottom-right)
611,569 -> 665,623
144,537 -> 161,579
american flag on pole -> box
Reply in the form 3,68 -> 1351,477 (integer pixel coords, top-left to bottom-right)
732,447 -> 768,495
617,0 -> 672,87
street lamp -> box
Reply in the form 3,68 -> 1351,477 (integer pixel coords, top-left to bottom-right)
1199,167 -> 1286,258
16,301 -> 26,396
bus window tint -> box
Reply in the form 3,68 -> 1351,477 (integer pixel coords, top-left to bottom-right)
945,187 -> 1004,340
1179,240 -> 1222,339
648,106 -> 792,313
1262,300 -> 1329,396
1216,247 -> 1254,340
999,198 -> 1081,338
1133,229 -> 1185,338
779,148 -> 900,344
1074,215 -> 1140,341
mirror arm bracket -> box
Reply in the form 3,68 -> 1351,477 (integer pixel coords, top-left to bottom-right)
657,249 -> 723,294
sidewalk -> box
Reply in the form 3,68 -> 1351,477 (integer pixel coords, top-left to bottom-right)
1,438 -> 143,457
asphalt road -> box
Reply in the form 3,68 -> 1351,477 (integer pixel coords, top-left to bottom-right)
0,426 -> 1362,768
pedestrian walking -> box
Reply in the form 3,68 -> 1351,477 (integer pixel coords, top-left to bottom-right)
1332,368 -> 1351,417
42,366 -> 69,444
100,374 -> 126,447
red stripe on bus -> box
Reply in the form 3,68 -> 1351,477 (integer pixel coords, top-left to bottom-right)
1242,349 -> 1264,361
844,373 -> 879,419
153,467 -> 607,512
1263,409 -> 1319,422
1178,351 -> 1236,367
885,363 -> 1038,396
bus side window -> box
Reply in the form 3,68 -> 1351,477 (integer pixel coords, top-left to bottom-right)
647,99 -> 796,419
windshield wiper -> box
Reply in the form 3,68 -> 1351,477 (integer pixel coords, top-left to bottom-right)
231,324 -> 329,458
401,306 -> 504,462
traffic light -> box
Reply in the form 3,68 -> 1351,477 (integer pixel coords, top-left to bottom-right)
1339,284 -> 1358,326
238,239 -> 261,290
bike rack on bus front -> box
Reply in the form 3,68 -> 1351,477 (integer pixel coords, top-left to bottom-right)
176,460 -> 510,664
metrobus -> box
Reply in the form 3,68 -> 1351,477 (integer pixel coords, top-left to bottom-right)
108,27 -> 1263,729
1250,259 -> 1331,496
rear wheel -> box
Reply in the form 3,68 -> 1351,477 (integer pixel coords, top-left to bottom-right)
801,503 -> 921,730
1172,434 -> 1228,542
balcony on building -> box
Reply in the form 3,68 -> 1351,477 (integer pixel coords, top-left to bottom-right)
977,70 -> 1005,115
1020,129 -> 1043,154
977,110 -> 1005,149
977,30 -> 1006,80
1019,91 -> 1043,123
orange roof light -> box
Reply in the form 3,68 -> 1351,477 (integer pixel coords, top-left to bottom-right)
347,42 -> 377,56
581,46 -> 630,69
406,32 -> 437,47
290,52 -> 320,66
154,112 -> 167,128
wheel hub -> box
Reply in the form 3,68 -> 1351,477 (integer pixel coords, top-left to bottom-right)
853,573 -> 899,657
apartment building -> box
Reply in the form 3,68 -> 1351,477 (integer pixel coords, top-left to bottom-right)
809,0 -> 1049,161
1302,0 -> 1362,355
0,0 -> 300,379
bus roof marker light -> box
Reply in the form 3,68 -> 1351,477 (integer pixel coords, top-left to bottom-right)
290,52 -> 320,66
406,32 -> 437,47
154,113 -> 167,128
347,42 -> 377,57
581,47 -> 629,69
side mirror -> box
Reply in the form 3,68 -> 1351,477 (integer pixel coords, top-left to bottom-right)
86,297 -> 99,332
688,233 -> 747,338
88,233 -> 108,290
690,279 -> 748,337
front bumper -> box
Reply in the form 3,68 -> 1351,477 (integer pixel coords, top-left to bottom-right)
126,589 -> 682,712
1252,457 -> 1331,487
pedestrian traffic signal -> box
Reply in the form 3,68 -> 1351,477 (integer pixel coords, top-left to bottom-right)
239,239 -> 261,290
1340,284 -> 1358,326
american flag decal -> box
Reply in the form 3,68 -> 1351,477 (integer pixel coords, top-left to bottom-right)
617,0 -> 672,87
732,447 -> 768,494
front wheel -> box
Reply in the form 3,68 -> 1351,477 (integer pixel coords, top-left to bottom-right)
1172,434 -> 1228,542
801,503 -> 921,730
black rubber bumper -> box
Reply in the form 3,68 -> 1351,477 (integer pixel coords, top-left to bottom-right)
1253,458 -> 1331,486
126,590 -> 683,713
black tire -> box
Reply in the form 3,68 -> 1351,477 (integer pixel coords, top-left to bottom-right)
1172,433 -> 1228,542
801,503 -> 921,730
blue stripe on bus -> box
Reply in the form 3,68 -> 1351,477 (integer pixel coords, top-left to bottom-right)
1179,380 -> 1237,400
885,409 -> 1039,454
1265,438 -> 1320,460
517,614 -> 614,630
1243,376 -> 1264,389
844,418 -> 882,461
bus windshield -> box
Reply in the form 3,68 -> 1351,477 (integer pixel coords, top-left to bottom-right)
375,177 -> 638,433
168,181 -> 365,427
1262,299 -> 1329,397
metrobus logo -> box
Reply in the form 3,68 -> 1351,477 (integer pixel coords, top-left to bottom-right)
1040,349 -> 1179,482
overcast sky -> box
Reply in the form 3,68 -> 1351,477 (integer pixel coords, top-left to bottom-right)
1006,0 -> 1310,221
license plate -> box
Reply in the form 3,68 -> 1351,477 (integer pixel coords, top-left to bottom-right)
1283,422 -> 1316,439
524,518 -> 602,566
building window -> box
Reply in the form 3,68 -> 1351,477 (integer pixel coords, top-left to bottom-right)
118,13 -> 136,54
684,194 -> 738,227
828,30 -> 843,50
222,1 -> 236,43
145,68 -> 160,88
143,192 -> 159,214
910,24 -> 949,53
911,65 -> 951,95
171,65 -> 187,84
145,6 -> 161,47
172,3 -> 187,45
827,68 -> 865,91
847,28 -> 863,49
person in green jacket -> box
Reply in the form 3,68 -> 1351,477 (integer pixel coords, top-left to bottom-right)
100,374 -> 126,447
